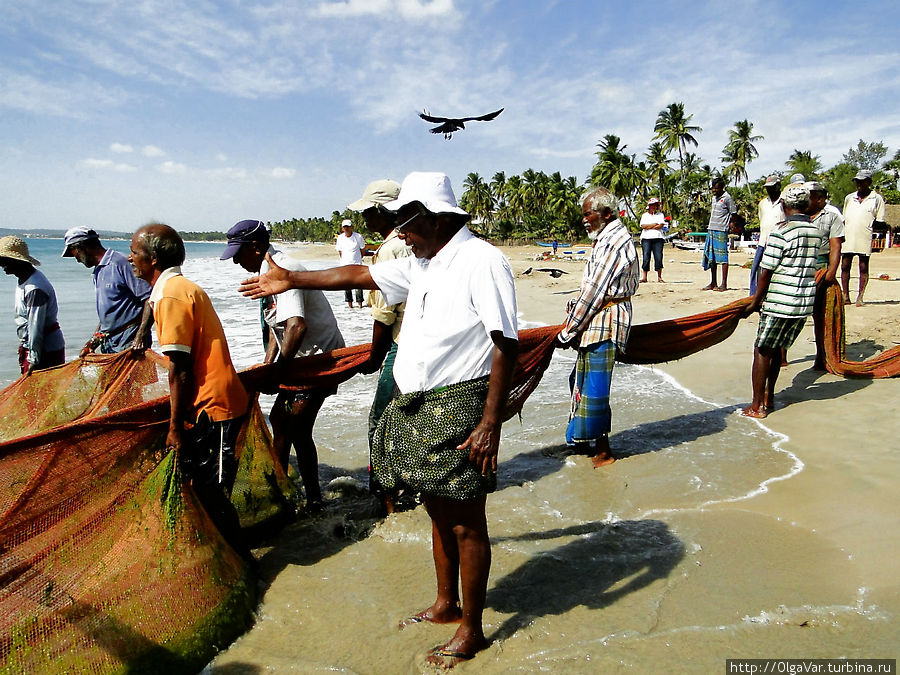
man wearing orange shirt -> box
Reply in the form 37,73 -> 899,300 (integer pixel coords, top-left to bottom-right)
129,223 -> 249,551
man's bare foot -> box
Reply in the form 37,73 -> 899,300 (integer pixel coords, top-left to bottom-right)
701,283 -> 716,291
640,276 -> 648,283
591,452 -> 615,468
715,285 -> 728,292
399,606 -> 462,630
855,297 -> 865,307
741,406 -> 767,419
843,296 -> 851,305
658,277 -> 665,283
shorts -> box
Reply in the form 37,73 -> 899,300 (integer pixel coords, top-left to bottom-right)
755,314 -> 807,350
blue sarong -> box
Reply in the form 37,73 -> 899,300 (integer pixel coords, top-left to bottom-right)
566,340 -> 616,444
701,230 -> 729,270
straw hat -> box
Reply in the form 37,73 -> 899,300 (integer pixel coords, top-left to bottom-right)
0,236 -> 40,265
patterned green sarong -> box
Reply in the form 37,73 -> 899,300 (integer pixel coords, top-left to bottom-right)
371,377 -> 495,500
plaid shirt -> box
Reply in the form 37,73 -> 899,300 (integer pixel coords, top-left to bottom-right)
558,219 -> 639,350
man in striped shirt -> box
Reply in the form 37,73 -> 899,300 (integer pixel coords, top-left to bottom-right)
556,186 -> 639,467
741,183 -> 821,418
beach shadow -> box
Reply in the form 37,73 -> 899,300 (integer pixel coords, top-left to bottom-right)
486,519 -> 684,642
775,367 -> 871,411
611,407 -> 733,459
843,339 -> 891,361
207,663 -> 262,674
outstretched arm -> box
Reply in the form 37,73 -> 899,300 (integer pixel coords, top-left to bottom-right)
240,253 -> 377,299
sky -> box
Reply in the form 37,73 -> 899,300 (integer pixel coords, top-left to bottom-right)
2,0 -> 899,232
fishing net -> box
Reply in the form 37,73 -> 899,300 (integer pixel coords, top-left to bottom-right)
2,290 -> 895,673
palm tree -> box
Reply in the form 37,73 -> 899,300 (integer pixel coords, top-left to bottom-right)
460,172 -> 493,232
504,175 -> 525,233
645,141 -> 671,205
653,102 -> 702,178
591,135 -> 644,218
721,119 -> 762,192
785,149 -> 823,179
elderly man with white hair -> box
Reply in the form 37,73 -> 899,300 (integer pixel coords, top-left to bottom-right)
741,183 -> 821,418
555,185 -> 639,467
240,171 -> 518,668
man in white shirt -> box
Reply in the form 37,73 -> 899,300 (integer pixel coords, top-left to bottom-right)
639,197 -> 666,283
335,219 -> 367,308
222,220 -> 345,512
240,172 -> 518,668
750,175 -> 785,296
841,170 -> 886,306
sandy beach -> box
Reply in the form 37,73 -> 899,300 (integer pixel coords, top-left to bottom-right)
209,242 -> 899,673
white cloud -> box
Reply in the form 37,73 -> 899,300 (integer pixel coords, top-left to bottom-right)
269,167 -> 296,179
312,0 -> 456,19
0,69 -> 129,118
142,145 -> 165,158
158,161 -> 187,174
207,167 -> 249,180
110,143 -> 133,153
216,153 -> 228,162
78,158 -> 137,172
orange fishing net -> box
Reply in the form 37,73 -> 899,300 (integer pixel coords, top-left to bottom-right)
2,290 -> 895,673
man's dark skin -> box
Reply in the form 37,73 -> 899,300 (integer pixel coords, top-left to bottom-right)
841,176 -> 885,306
356,205 -> 398,376
241,203 -> 518,665
0,256 -> 39,375
230,241 -> 325,509
740,200 -> 809,418
808,188 -> 844,370
702,179 -> 734,292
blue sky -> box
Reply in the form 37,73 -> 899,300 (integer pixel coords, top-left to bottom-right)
2,0 -> 899,231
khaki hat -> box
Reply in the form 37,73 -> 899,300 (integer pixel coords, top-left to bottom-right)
853,169 -> 873,181
0,236 -> 40,265
764,174 -> 780,187
348,179 -> 402,212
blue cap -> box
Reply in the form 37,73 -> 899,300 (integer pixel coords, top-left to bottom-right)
220,220 -> 269,260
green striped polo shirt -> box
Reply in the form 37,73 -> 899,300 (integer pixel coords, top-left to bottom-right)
760,215 -> 822,318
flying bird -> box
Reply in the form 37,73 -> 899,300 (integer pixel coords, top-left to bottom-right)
419,107 -> 504,139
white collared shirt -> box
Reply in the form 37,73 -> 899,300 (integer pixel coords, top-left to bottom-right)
369,226 -> 518,393
148,266 -> 183,304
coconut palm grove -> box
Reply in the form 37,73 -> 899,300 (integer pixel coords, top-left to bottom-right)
266,102 -> 900,244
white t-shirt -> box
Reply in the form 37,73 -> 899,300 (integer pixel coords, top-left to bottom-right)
335,231 -> 366,265
369,226 -> 518,393
757,197 -> 786,247
639,211 -> 666,240
262,248 -> 345,357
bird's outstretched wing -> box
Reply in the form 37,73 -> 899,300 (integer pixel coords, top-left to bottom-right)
418,108 -> 504,124
419,111 -> 449,123
459,107 -> 504,123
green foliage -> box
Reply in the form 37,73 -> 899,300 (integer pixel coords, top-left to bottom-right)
785,149 -> 823,179
842,139 -> 888,171
882,189 -> 900,205
822,162 -> 859,206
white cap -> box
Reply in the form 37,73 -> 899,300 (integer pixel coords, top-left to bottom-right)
382,172 -> 468,216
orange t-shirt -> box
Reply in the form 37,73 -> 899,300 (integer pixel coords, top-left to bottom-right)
152,273 -> 248,422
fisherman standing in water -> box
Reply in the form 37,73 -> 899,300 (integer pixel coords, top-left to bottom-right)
240,172 -> 518,668
555,186 -> 639,468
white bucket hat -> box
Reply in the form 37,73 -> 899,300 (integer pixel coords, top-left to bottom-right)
382,172 -> 468,216
347,179 -> 402,212
0,236 -> 40,265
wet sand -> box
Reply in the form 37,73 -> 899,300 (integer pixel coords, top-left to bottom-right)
208,244 -> 900,673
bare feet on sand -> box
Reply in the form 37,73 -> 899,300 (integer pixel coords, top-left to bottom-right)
741,406 -> 768,419
399,605 -> 462,630
701,283 -> 716,291
591,452 -> 616,468
714,285 -> 728,292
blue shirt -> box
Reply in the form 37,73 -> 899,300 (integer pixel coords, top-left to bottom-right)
92,249 -> 151,352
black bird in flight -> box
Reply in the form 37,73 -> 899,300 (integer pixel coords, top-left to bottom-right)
419,107 -> 504,139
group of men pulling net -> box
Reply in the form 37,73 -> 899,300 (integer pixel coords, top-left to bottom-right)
0,281 -> 897,673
